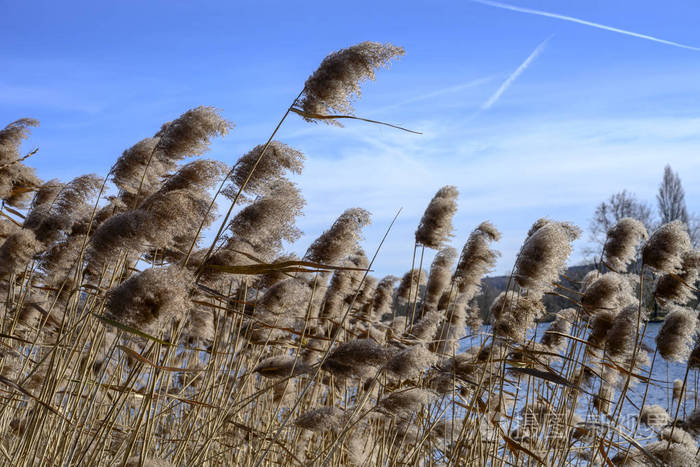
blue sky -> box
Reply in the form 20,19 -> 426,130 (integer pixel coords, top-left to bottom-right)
2,0 -> 699,276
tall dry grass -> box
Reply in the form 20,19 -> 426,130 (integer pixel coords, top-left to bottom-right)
0,41 -> 699,466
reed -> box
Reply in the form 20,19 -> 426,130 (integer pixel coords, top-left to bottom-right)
0,41 -> 698,466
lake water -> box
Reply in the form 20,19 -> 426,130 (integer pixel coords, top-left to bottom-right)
459,321 -> 698,435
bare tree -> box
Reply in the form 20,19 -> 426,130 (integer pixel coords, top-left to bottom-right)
657,164 -> 689,225
657,164 -> 698,246
588,190 -> 653,253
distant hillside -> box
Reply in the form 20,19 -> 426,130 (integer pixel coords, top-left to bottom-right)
475,264 -> 597,322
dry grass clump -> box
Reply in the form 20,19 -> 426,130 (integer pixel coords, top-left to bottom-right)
0,40 -> 698,467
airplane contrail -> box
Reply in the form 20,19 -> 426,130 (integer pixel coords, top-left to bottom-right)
481,36 -> 551,110
472,0 -> 700,52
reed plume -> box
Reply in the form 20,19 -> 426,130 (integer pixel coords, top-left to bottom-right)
378,388 -> 435,416
656,305 -> 697,362
295,407 -> 346,433
654,250 -> 700,305
0,118 -> 41,207
254,355 -> 311,378
514,219 -> 581,296
581,272 -> 636,314
639,404 -> 670,427
105,266 -> 193,334
642,220 -> 692,273
603,217 -> 648,271
369,275 -> 399,321
226,141 -> 304,198
305,208 -> 371,264
297,41 -> 404,125
414,185 -> 458,249
452,221 -> 501,301
0,229 -> 42,277
211,179 -> 305,267
423,247 -> 457,311
395,268 -> 427,304
1,41 -> 698,467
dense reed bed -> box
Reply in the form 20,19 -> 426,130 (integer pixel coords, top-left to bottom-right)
1,41 -> 699,466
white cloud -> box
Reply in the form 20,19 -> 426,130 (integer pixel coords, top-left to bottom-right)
480,36 -> 551,111
279,113 -> 700,277
471,0 -> 700,52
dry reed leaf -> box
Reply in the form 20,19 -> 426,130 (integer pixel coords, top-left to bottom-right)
289,107 -> 421,134
116,345 -> 201,372
93,314 -> 172,346
506,367 -> 593,396
205,258 -> 369,275
0,375 -> 67,421
3,206 -> 25,219
0,210 -> 22,226
499,430 -> 546,465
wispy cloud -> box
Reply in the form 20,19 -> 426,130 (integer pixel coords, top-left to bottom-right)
286,112 -> 700,276
372,76 -> 495,114
472,0 -> 700,52
481,36 -> 551,110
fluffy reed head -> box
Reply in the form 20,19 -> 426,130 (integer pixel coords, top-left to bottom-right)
580,269 -> 602,292
257,278 -> 313,315
222,179 -> 305,263
321,247 -> 369,318
322,339 -> 390,379
490,292 -> 544,342
424,247 -> 457,310
514,219 -> 581,295
603,217 -> 648,271
30,179 -> 64,209
395,268 -> 427,304
38,234 -> 86,289
298,41 -> 404,124
254,355 -> 311,379
227,141 -> 304,198
305,208 -> 371,264
540,308 -> 576,351
682,408 -> 700,435
0,219 -> 19,240
452,221 -> 501,301
642,220 -> 692,273
112,137 -> 163,199
24,174 -> 102,246
156,106 -> 232,162
408,309 -> 442,343
605,304 -> 642,360
639,405 -> 670,428
378,388 -> 435,416
0,118 -> 41,207
184,309 -> 216,345
465,302 -> 483,334
0,229 -> 42,277
294,407 -> 346,432
105,266 -> 193,335
689,341 -> 700,369
370,275 -> 399,320
673,379 -> 687,402
654,250 -> 700,305
581,272 -> 636,314
159,159 -> 227,193
86,209 -> 149,270
415,185 -> 458,249
385,345 -> 437,380
255,252 -> 300,289
655,305 -> 697,362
